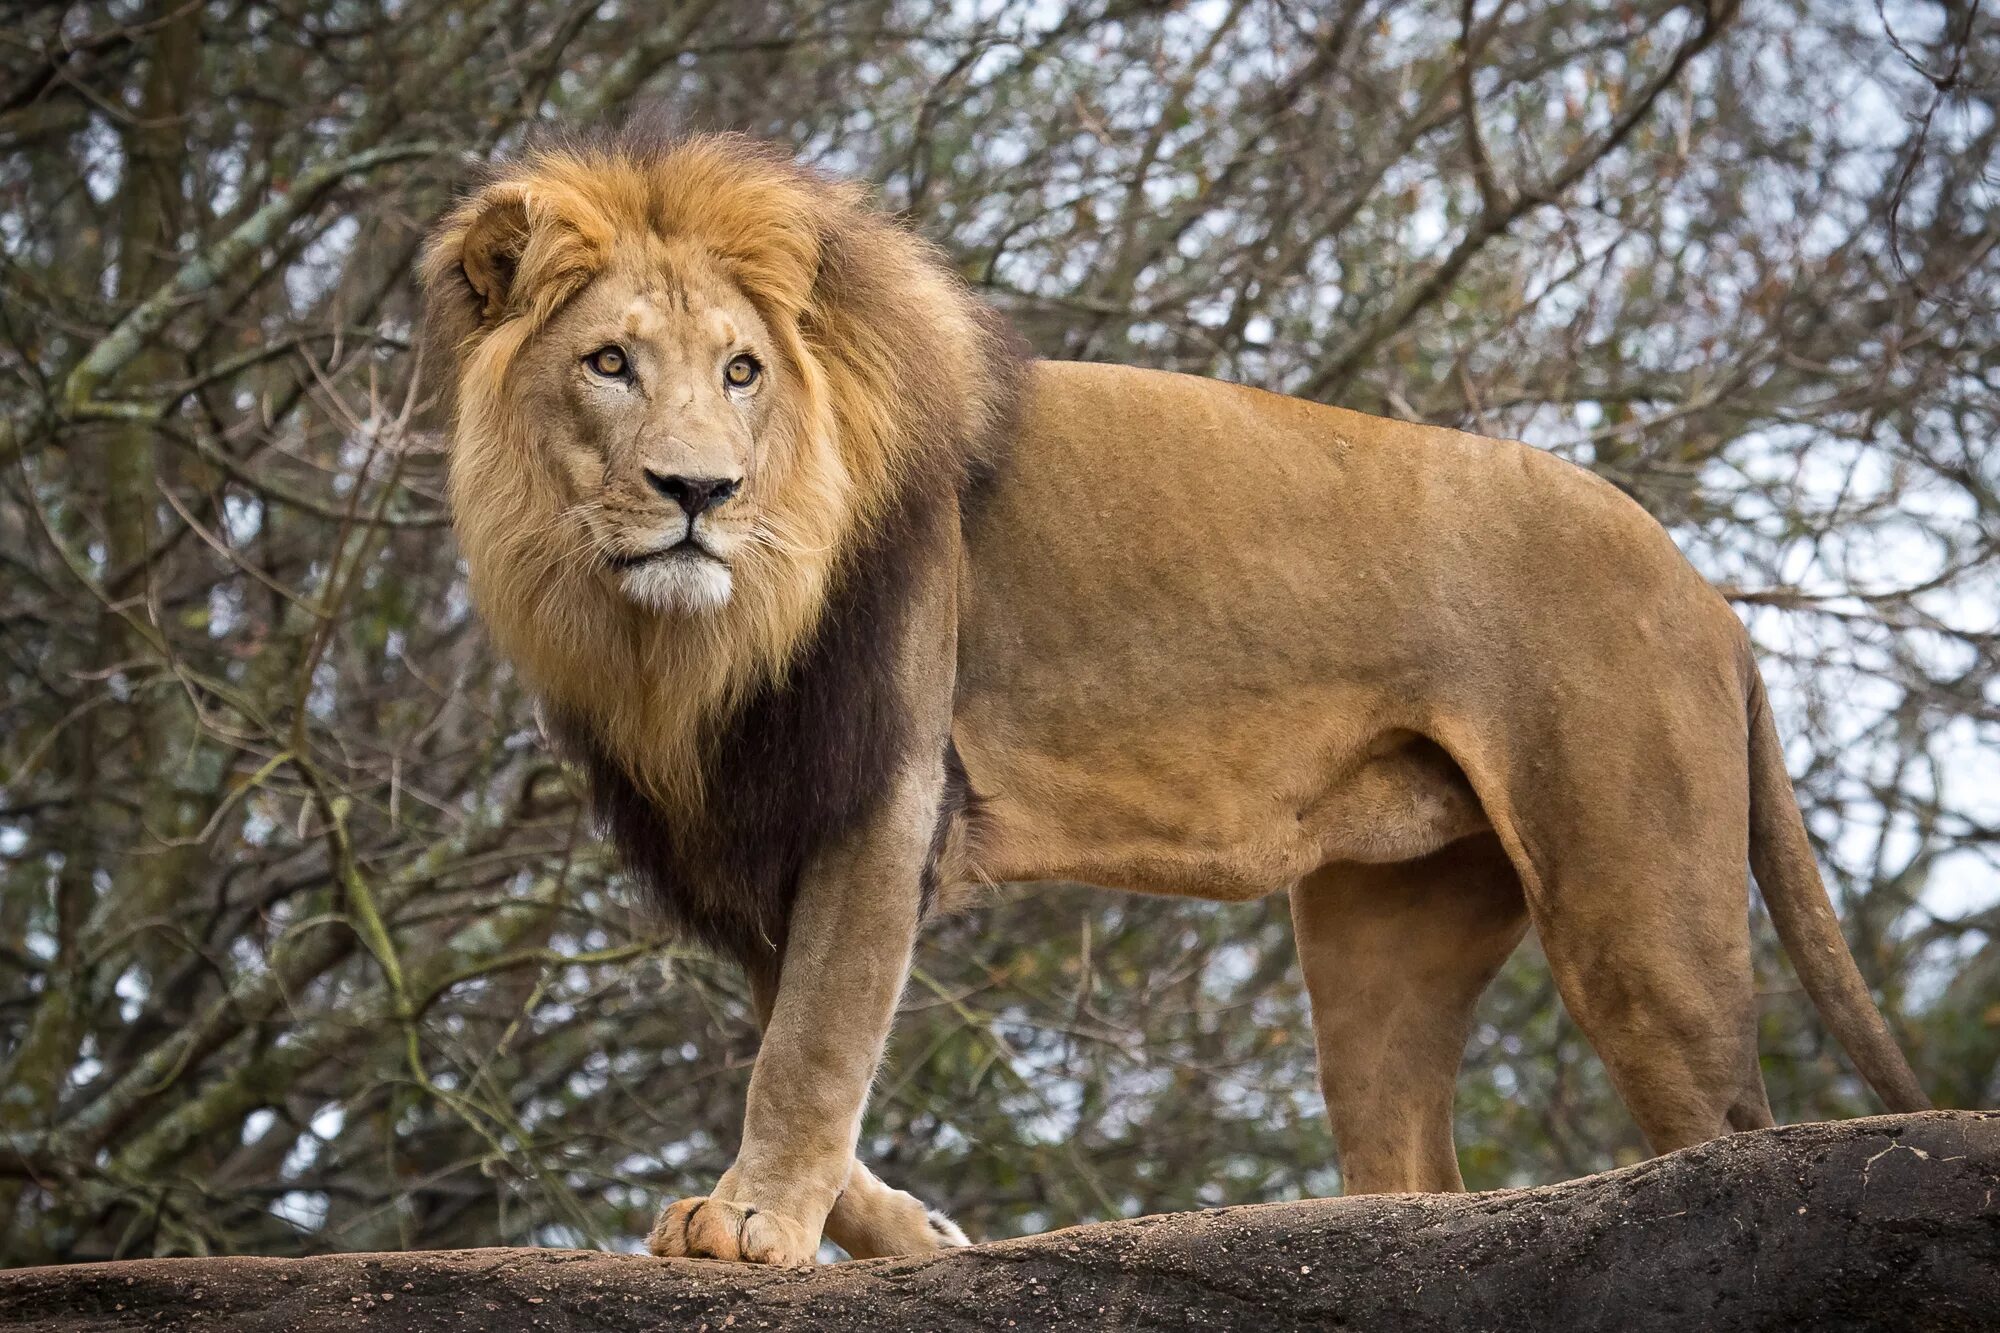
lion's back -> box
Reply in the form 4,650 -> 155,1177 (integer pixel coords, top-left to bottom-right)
960,359 -> 1751,750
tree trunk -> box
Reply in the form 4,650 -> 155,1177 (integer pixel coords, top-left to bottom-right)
5,1112 -> 1995,1331
0,0 -> 203,1264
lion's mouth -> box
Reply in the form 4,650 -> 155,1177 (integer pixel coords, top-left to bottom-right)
607,538 -> 720,572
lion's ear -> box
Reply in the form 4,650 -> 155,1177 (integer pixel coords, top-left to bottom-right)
457,185 -> 533,324
418,184 -> 533,422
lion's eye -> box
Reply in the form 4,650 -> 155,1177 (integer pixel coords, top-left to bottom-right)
724,353 -> 761,389
584,346 -> 628,378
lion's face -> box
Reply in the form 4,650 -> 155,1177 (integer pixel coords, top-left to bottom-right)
423,133 -> 1014,773
518,241 -> 786,614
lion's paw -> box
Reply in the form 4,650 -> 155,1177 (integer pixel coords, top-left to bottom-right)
824,1178 -> 972,1259
647,1197 -> 816,1265
924,1208 -> 969,1248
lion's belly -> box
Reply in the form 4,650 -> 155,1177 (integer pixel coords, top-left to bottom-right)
948,695 -> 1490,901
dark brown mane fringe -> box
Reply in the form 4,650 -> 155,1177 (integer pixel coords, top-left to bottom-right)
555,149 -> 1027,974
557,470 -> 950,974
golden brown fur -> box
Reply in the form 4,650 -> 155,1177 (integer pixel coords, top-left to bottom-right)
424,126 -> 1929,1267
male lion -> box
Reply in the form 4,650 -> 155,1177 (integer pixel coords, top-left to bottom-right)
420,123 -> 1929,1265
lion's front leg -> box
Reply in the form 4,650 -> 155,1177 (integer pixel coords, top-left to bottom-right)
649,771 -> 936,1265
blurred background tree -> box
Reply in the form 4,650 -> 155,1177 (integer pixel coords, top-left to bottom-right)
0,0 -> 1994,1265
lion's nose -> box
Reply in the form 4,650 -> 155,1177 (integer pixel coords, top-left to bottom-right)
646,472 -> 741,517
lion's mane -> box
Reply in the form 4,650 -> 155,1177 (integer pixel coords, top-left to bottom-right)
422,118 -> 1023,967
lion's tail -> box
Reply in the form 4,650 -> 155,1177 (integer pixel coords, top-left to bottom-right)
1746,670 -> 1930,1112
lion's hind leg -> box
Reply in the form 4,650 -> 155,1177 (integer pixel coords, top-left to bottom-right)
1473,707 -> 1776,1155
1291,834 -> 1528,1195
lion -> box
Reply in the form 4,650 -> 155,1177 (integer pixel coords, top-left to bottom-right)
420,121 -> 1929,1266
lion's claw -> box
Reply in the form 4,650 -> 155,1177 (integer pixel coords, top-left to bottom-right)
648,1196 -> 816,1265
